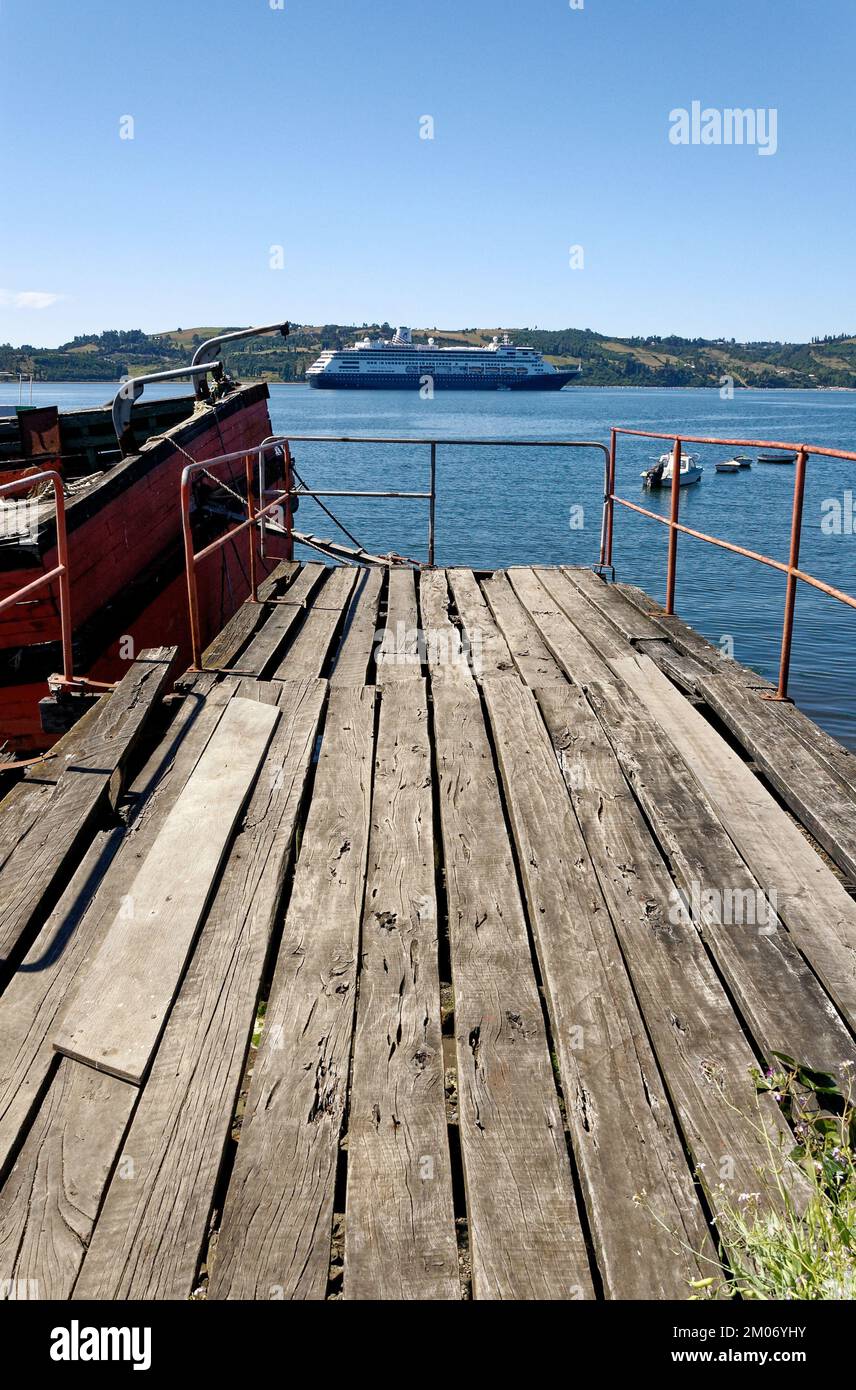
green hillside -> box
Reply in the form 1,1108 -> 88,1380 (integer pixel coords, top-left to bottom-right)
3,324 -> 856,389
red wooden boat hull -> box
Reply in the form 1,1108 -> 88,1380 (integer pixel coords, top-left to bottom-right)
0,383 -> 284,752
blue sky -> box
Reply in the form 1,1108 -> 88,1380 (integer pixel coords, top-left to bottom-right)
1,0 -> 853,346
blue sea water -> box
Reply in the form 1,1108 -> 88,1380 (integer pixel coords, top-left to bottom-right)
3,381 -> 855,747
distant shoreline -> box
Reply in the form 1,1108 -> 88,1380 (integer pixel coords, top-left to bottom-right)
3,379 -> 855,394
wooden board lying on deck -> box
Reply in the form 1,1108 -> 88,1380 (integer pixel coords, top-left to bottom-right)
0,647 -> 176,969
0,674 -> 226,1182
73,679 -> 326,1300
209,687 -> 375,1300
54,696 -> 280,1084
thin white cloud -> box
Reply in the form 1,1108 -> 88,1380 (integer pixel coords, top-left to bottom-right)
0,289 -> 64,309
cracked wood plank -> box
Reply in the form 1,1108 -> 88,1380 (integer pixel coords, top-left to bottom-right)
54,696 -> 280,1084
199,560 -> 298,672
375,568 -> 421,681
529,680 -> 799,1223
0,647 -> 177,968
73,679 -> 326,1300
209,686 -> 375,1300
612,653 -> 856,1032
330,567 -> 383,686
432,683 -> 595,1300
273,565 -> 358,680
0,1059 -> 135,1300
345,680 -> 458,1299
480,570 -> 565,685
446,569 -> 515,679
418,570 -> 475,686
480,678 -> 713,1298
231,562 -> 326,677
695,670 -> 856,884
578,672 -> 856,1077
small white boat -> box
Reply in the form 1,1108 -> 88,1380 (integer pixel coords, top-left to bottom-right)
735,455 -> 752,468
642,450 -> 703,489
715,457 -> 744,473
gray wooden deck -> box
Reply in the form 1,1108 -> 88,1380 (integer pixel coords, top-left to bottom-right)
1,562 -> 856,1300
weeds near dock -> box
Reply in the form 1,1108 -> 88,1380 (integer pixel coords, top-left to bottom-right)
638,1058 -> 856,1299
707,1058 -> 856,1300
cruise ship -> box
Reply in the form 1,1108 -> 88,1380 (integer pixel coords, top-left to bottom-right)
306,327 -> 578,390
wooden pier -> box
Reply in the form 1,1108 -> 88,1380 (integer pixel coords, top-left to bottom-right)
1,561 -> 856,1300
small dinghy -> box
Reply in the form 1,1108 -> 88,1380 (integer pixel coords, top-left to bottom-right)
642,450 -> 703,489
758,451 -> 797,464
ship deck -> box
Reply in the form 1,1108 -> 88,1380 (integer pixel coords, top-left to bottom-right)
1,561 -> 856,1300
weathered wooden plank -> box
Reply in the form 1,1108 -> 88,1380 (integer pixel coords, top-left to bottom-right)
0,647 -> 177,968
345,681 -> 459,1300
561,566 -> 665,642
616,582 -> 774,689
507,567 -> 612,684
696,671 -> 856,884
200,559 -> 298,671
576,672 -> 856,1076
446,569 -> 515,678
633,638 -> 708,695
612,653 -> 856,1030
54,696 -> 280,1084
273,565 -> 358,680
767,701 -> 856,802
431,684 -> 595,1301
375,567 -> 421,681
0,1060 -> 135,1300
0,675 -> 226,1180
478,679 -> 712,1298
330,567 -> 384,686
480,570 -> 566,685
73,680 -> 326,1300
209,687 -> 376,1301
418,569 -> 475,685
525,681 -> 797,1213
232,562 -> 326,677
537,567 -> 629,661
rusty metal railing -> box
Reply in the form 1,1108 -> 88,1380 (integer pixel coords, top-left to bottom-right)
179,435 -> 612,669
600,428 -> 856,701
0,471 -> 74,687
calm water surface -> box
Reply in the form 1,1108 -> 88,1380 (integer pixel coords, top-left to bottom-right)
3,382 -> 855,746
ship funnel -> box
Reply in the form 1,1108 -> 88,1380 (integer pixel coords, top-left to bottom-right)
392,326 -> 412,344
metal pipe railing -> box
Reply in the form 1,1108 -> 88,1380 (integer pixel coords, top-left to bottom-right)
179,435 -> 611,669
0,471 -> 74,686
605,428 -> 856,701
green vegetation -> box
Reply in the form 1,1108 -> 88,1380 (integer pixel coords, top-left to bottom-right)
2,324 -> 856,388
643,1056 -> 856,1300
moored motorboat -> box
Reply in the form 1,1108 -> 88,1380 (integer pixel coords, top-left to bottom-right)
715,458 -> 741,473
758,451 -> 797,464
641,450 -> 703,488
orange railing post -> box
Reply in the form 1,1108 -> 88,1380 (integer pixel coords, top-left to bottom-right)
775,446 -> 809,701
283,441 -> 295,563
665,436 -> 682,614
0,470 -> 74,686
245,452 -> 258,602
600,428 -> 617,570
